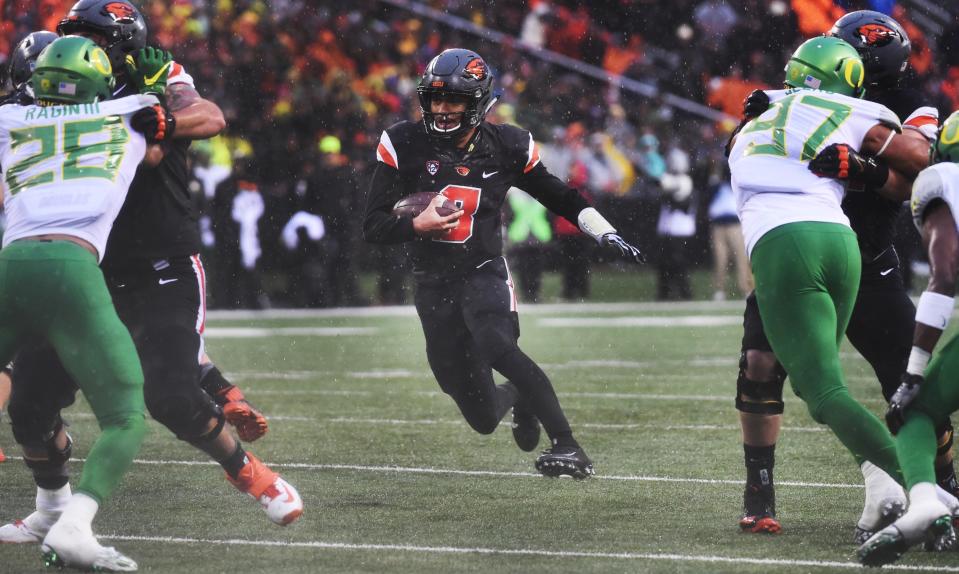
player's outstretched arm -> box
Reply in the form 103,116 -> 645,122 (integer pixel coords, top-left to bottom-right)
165,83 -> 226,140
517,163 -> 643,263
886,196 -> 959,433
809,126 -> 931,201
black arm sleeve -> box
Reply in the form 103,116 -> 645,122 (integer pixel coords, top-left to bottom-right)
514,163 -> 591,226
363,162 -> 416,244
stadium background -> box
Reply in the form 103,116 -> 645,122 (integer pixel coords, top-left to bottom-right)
1,0 -> 957,307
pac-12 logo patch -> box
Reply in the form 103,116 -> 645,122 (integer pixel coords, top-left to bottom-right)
426,160 -> 440,176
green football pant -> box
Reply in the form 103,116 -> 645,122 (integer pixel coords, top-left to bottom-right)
896,334 -> 959,488
0,240 -> 146,504
751,222 -> 902,482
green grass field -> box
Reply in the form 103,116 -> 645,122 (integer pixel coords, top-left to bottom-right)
0,300 -> 956,573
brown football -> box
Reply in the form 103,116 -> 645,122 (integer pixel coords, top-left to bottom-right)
392,192 -> 460,217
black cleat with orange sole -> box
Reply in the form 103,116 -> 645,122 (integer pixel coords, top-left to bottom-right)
740,484 -> 781,534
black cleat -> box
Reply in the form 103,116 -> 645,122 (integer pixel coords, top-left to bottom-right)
511,406 -> 540,452
739,484 -> 781,534
535,445 -> 594,479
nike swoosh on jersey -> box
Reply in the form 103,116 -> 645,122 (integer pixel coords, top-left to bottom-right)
158,278 -> 179,285
879,268 -> 894,276
482,171 -> 499,178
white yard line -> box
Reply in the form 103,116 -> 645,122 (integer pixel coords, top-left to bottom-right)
8,457 -> 860,489
97,534 -> 959,572
539,316 -> 742,328
204,327 -> 378,338
219,388 -> 886,406
63,413 -> 829,432
205,301 -> 750,321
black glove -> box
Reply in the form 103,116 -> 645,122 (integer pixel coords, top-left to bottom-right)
602,233 -> 645,263
725,90 -> 770,158
743,89 -> 770,119
808,143 -> 889,189
886,373 -> 924,434
131,104 -> 176,143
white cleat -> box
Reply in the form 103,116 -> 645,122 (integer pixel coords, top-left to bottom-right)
854,462 -> 907,545
0,511 -> 56,544
858,497 -> 954,566
41,520 -> 137,572
226,452 -> 304,526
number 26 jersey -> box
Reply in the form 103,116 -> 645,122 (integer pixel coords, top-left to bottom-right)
0,94 -> 156,261
364,120 -> 589,282
728,88 -> 900,256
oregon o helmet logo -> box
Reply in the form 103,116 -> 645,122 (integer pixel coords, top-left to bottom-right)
91,47 -> 112,75
941,121 -> 959,146
842,58 -> 864,90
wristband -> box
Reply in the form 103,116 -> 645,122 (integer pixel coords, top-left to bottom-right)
915,291 -> 955,330
577,207 -> 616,244
906,346 -> 931,376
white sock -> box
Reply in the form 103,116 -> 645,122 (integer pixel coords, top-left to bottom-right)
36,484 -> 71,515
858,461 -> 906,529
57,493 -> 99,530
896,483 -> 950,543
935,484 -> 959,514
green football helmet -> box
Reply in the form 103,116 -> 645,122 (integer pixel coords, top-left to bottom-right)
934,110 -> 959,164
784,36 -> 865,98
30,36 -> 114,104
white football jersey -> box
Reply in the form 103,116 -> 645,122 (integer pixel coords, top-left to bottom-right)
0,94 -> 157,261
911,162 -> 959,232
728,88 -> 901,255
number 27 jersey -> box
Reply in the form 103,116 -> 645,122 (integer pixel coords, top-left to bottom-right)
0,94 -> 156,261
727,88 -> 900,255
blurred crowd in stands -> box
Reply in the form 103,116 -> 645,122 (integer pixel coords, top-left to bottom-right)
1,0 -> 957,306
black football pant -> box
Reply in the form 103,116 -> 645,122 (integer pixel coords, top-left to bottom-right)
9,255 -> 219,446
414,257 -> 572,439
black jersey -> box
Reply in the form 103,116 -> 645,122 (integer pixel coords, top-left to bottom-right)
101,64 -> 202,273
841,86 -> 936,261
364,120 -> 589,282
0,89 -> 31,107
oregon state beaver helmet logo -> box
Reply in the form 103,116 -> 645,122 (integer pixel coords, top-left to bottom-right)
857,24 -> 898,47
464,58 -> 486,81
103,2 -> 137,22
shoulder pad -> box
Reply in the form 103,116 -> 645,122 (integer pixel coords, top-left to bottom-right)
167,61 -> 195,88
903,106 -> 940,142
495,123 -> 541,174
376,121 -> 420,170
911,164 -> 951,230
875,102 -> 902,133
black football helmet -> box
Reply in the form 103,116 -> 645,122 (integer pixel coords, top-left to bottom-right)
417,49 -> 496,141
57,0 -> 147,72
828,10 -> 910,90
8,31 -> 58,92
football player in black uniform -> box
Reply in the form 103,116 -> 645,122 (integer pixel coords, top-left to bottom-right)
0,29 -> 58,412
0,30 -> 58,465
365,48 -> 642,478
0,1 -> 302,544
731,11 -> 944,539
